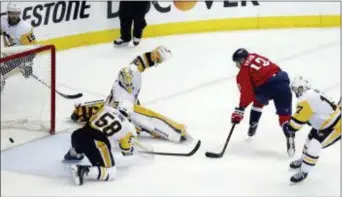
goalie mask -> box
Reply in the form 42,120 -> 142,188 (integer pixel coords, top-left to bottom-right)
290,76 -> 311,98
118,67 -> 134,94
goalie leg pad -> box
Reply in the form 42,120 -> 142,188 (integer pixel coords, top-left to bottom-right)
131,105 -> 187,143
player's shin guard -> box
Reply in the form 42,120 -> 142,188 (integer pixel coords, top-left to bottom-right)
291,133 -> 313,167
289,136 -> 311,169
301,139 -> 321,173
286,136 -> 296,157
289,137 -> 316,183
248,106 -> 263,137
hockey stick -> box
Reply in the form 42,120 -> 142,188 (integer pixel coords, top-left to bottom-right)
31,74 -> 83,99
139,140 -> 201,157
205,123 -> 236,158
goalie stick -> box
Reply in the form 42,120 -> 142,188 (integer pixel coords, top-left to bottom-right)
139,140 -> 201,157
31,74 -> 83,99
205,124 -> 236,158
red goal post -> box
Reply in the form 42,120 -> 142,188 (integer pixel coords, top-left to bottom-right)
0,45 -> 56,134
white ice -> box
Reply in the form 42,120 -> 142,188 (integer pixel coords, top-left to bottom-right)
1,28 -> 340,196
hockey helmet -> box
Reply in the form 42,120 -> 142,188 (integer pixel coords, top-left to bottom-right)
7,2 -> 21,25
117,100 -> 133,117
290,76 -> 311,98
232,48 -> 249,62
7,2 -> 21,13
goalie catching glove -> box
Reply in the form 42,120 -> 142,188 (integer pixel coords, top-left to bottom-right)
71,100 -> 105,122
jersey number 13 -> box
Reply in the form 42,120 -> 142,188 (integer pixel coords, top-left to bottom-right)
250,57 -> 270,71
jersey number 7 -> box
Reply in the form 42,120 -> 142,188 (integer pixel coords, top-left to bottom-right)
250,57 -> 270,71
94,112 -> 122,136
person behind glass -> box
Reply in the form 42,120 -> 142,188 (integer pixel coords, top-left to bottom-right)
113,1 -> 151,47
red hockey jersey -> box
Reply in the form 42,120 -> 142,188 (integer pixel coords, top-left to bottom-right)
236,53 -> 280,108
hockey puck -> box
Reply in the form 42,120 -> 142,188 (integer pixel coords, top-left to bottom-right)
9,138 -> 14,143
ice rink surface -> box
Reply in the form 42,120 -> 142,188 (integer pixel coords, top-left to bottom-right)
1,28 -> 340,196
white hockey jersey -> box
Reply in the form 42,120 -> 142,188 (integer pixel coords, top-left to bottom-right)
106,64 -> 142,106
289,89 -> 341,131
0,16 -> 36,46
89,105 -> 137,153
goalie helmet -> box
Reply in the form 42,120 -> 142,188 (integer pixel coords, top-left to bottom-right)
117,100 -> 133,117
118,67 -> 134,93
290,76 -> 311,98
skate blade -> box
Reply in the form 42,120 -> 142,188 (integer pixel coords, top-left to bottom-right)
245,136 -> 254,142
62,159 -> 82,164
114,42 -> 130,48
289,180 -> 305,186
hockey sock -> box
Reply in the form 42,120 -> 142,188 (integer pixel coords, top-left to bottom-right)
249,107 -> 262,126
301,139 -> 322,173
85,166 -> 117,181
301,135 -> 311,159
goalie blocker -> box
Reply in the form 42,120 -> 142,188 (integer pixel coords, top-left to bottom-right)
71,100 -> 188,143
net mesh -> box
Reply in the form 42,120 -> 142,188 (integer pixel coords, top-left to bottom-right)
0,45 -> 55,134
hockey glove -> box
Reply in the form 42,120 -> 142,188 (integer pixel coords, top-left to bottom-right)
121,147 -> 134,156
231,107 -> 245,124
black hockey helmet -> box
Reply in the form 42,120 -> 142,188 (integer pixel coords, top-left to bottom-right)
232,48 -> 249,62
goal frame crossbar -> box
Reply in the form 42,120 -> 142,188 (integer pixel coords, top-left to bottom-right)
0,44 -> 56,134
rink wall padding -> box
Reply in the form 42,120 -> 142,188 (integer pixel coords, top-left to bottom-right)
38,15 -> 340,51
0,1 -> 340,51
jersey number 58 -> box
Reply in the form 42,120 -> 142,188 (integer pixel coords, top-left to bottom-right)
94,112 -> 122,136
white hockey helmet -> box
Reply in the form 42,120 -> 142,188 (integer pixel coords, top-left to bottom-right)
117,100 -> 133,117
118,67 -> 134,93
152,46 -> 172,64
7,2 -> 21,13
290,75 -> 311,98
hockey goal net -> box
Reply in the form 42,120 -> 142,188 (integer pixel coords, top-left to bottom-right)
0,45 -> 56,135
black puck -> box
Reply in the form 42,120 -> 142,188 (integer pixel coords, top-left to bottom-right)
9,138 -> 14,143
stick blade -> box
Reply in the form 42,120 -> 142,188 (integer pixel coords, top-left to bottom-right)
205,152 -> 222,158
187,140 -> 201,156
59,92 -> 83,99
